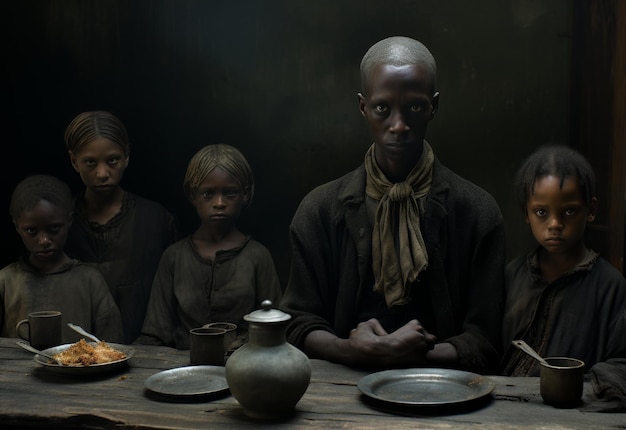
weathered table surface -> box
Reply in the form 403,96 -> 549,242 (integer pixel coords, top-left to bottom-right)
0,337 -> 622,429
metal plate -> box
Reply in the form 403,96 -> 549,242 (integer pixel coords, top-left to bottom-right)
358,368 -> 495,406
144,366 -> 229,399
34,343 -> 134,375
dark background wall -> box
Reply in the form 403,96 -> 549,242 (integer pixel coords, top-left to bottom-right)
2,0 -> 571,286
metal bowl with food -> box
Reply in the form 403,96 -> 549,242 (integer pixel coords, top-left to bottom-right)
33,340 -> 134,376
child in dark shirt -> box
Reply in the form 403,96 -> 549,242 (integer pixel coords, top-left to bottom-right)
501,145 -> 626,376
63,111 -> 178,343
138,144 -> 281,350
0,175 -> 123,343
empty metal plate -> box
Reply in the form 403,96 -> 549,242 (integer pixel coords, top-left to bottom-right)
358,368 -> 495,406
144,365 -> 229,399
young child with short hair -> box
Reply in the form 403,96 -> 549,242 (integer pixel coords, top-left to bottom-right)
64,111 -> 178,343
0,175 -> 124,343
501,145 -> 626,376
138,144 -> 282,350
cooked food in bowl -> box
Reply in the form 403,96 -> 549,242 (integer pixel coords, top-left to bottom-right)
52,339 -> 127,366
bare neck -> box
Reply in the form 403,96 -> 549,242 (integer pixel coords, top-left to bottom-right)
192,223 -> 245,261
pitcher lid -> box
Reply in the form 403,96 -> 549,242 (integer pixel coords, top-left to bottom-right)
244,300 -> 291,323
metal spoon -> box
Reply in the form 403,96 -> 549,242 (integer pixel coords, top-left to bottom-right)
16,340 -> 63,365
511,339 -> 549,366
67,323 -> 101,343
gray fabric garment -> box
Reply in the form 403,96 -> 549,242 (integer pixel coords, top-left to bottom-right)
0,257 -> 124,343
501,248 -> 626,376
581,358 -> 626,412
65,191 -> 178,343
280,159 -> 506,374
137,235 -> 282,350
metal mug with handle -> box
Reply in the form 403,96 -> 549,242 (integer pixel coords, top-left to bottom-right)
16,311 -> 62,350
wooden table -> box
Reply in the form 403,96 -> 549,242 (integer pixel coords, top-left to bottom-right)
0,337 -> 622,429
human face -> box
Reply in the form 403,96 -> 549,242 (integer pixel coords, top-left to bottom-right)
191,167 -> 248,227
14,200 -> 71,271
525,175 -> 596,258
359,63 -> 438,177
69,137 -> 129,195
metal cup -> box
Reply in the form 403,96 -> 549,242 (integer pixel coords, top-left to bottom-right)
202,322 -> 237,352
540,357 -> 585,407
16,310 -> 62,350
189,327 -> 227,366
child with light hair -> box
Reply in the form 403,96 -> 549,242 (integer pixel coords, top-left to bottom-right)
138,144 -> 281,350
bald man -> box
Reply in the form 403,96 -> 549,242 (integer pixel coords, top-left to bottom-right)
280,37 -> 505,373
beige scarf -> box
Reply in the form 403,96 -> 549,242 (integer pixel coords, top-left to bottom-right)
364,142 -> 434,307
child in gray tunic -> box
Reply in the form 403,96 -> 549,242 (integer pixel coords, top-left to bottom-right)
138,144 -> 281,350
0,175 -> 124,343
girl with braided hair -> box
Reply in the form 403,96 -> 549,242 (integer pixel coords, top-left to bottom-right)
64,111 -> 178,343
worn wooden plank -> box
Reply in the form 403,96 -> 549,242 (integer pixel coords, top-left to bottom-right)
0,338 -> 624,429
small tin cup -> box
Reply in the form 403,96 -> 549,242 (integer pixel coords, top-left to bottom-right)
189,327 -> 227,366
203,322 -> 237,352
16,310 -> 63,350
540,357 -> 585,407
